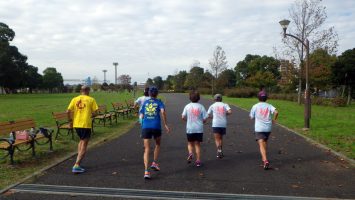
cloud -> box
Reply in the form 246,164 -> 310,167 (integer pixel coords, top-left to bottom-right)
0,0 -> 354,83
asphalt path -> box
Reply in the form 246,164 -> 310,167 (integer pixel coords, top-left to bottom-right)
2,93 -> 354,199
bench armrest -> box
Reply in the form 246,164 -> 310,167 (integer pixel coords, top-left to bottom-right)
0,138 -> 13,146
37,127 -> 54,138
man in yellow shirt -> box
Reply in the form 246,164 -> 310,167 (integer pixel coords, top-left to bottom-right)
67,85 -> 98,173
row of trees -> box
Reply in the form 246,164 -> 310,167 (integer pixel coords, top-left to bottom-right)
146,45 -> 354,104
0,22 -> 64,93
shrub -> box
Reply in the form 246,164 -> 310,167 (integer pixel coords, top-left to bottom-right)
330,97 -> 347,107
198,88 -> 212,95
224,87 -> 258,98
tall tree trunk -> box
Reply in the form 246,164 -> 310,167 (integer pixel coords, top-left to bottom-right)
347,85 -> 352,105
341,85 -> 346,97
298,75 -> 302,105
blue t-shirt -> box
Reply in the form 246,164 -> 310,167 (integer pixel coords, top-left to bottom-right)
182,103 -> 208,134
140,98 -> 165,130
249,102 -> 276,132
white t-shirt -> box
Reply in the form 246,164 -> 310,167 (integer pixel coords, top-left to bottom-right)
135,96 -> 150,111
207,102 -> 231,128
249,102 -> 276,132
182,103 -> 208,134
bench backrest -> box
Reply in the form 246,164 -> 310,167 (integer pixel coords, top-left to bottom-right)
97,105 -> 107,114
126,99 -> 134,106
0,119 -> 36,137
52,111 -> 72,121
112,102 -> 124,110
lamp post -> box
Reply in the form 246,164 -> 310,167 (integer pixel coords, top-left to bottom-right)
279,19 -> 311,129
102,70 -> 107,84
113,62 -> 118,85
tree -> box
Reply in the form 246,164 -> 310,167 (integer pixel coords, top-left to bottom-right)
308,49 -> 336,93
216,69 -> 236,90
331,48 -> 355,105
184,66 -> 204,90
118,74 -> 131,85
146,78 -> 154,86
209,46 -> 228,94
0,22 -> 15,42
173,70 -> 187,92
234,54 -> 280,89
91,76 -> 101,92
245,71 -> 277,89
235,54 -> 261,86
283,0 -> 338,103
163,75 -> 174,90
0,22 -> 42,93
23,65 -> 43,93
153,76 -> 164,90
42,67 -> 64,93
0,45 -> 28,91
201,71 -> 213,89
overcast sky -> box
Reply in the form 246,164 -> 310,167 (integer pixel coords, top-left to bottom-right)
1,0 -> 354,84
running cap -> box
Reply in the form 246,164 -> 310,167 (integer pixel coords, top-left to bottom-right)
214,94 -> 222,100
258,91 -> 267,98
149,86 -> 158,96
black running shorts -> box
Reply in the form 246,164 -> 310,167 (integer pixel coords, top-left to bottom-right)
255,132 -> 271,141
186,133 -> 203,142
141,128 -> 162,139
75,128 -> 91,140
213,127 -> 226,135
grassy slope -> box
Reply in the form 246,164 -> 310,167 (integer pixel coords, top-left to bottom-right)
0,91 -> 138,190
220,96 -> 355,159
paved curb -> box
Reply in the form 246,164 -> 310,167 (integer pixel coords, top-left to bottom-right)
224,99 -> 355,168
0,121 -> 137,195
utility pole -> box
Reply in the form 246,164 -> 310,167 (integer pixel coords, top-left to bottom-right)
103,70 -> 107,83
113,62 -> 118,85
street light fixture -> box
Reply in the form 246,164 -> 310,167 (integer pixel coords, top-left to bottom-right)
279,19 -> 311,130
113,62 -> 118,85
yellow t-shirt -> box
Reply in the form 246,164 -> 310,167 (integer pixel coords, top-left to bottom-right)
67,95 -> 99,128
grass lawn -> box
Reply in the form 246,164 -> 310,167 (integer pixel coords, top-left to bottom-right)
0,91 -> 138,190
219,96 -> 355,160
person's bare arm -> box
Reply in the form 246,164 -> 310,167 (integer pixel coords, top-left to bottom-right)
66,110 -> 73,128
161,109 -> 170,133
182,115 -> 187,121
227,109 -> 232,115
273,110 -> 279,124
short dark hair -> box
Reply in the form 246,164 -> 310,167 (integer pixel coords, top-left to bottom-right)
144,87 -> 149,96
149,86 -> 158,98
258,96 -> 267,102
81,85 -> 90,94
258,91 -> 268,102
189,90 -> 200,103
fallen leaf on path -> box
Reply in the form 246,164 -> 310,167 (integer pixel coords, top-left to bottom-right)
112,172 -> 118,175
291,184 -> 300,189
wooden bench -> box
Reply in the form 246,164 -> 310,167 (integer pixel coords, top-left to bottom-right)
125,99 -> 137,115
0,119 -> 53,164
111,102 -> 129,120
93,105 -> 114,126
52,111 -> 74,140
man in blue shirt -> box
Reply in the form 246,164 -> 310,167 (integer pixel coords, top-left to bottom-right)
139,86 -> 170,179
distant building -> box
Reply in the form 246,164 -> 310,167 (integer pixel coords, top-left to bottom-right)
137,82 -> 146,90
278,59 -> 296,85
